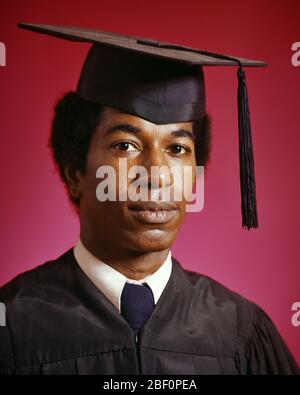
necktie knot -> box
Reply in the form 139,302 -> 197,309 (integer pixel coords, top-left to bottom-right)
121,282 -> 155,334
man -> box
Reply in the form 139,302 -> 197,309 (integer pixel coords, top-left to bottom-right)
0,23 -> 299,375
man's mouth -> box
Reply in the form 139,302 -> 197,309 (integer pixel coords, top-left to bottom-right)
128,202 -> 179,224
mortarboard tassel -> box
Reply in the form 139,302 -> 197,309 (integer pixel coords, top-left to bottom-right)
138,38 -> 259,229
237,67 -> 258,229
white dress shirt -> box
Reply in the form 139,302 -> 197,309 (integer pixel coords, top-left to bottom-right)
73,238 -> 172,313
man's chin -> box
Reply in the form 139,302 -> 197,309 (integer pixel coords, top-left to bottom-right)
127,228 -> 175,253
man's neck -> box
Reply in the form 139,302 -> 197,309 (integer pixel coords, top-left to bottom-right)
79,234 -> 170,281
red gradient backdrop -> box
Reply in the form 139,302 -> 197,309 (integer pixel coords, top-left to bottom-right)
0,0 -> 299,364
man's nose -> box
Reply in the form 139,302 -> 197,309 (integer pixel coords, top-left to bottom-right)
141,148 -> 174,189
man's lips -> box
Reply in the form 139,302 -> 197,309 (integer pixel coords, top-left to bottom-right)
128,202 -> 179,224
128,201 -> 178,211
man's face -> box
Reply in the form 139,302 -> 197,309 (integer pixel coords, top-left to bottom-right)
76,106 -> 197,253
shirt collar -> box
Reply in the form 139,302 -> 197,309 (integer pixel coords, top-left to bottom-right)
73,238 -> 172,313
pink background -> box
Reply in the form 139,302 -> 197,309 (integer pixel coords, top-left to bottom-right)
0,0 -> 299,364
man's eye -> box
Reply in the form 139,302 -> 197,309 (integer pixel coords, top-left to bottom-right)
113,142 -> 139,152
168,144 -> 190,155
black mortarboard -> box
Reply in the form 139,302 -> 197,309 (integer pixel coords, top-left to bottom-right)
18,23 -> 267,230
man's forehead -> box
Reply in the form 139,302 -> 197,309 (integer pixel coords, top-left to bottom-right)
100,106 -> 194,134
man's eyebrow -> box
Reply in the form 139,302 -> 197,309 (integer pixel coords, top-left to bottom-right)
104,123 -> 195,141
171,129 -> 195,141
104,124 -> 142,137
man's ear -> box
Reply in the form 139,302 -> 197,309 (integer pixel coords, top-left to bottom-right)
63,165 -> 83,201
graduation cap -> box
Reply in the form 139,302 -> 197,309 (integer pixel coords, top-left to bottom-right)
18,23 -> 267,230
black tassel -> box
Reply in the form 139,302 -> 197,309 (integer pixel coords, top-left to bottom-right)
237,67 -> 258,229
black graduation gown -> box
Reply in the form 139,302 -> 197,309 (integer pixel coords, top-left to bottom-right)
0,248 -> 299,375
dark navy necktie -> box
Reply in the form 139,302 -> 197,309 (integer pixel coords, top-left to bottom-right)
121,282 -> 155,334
